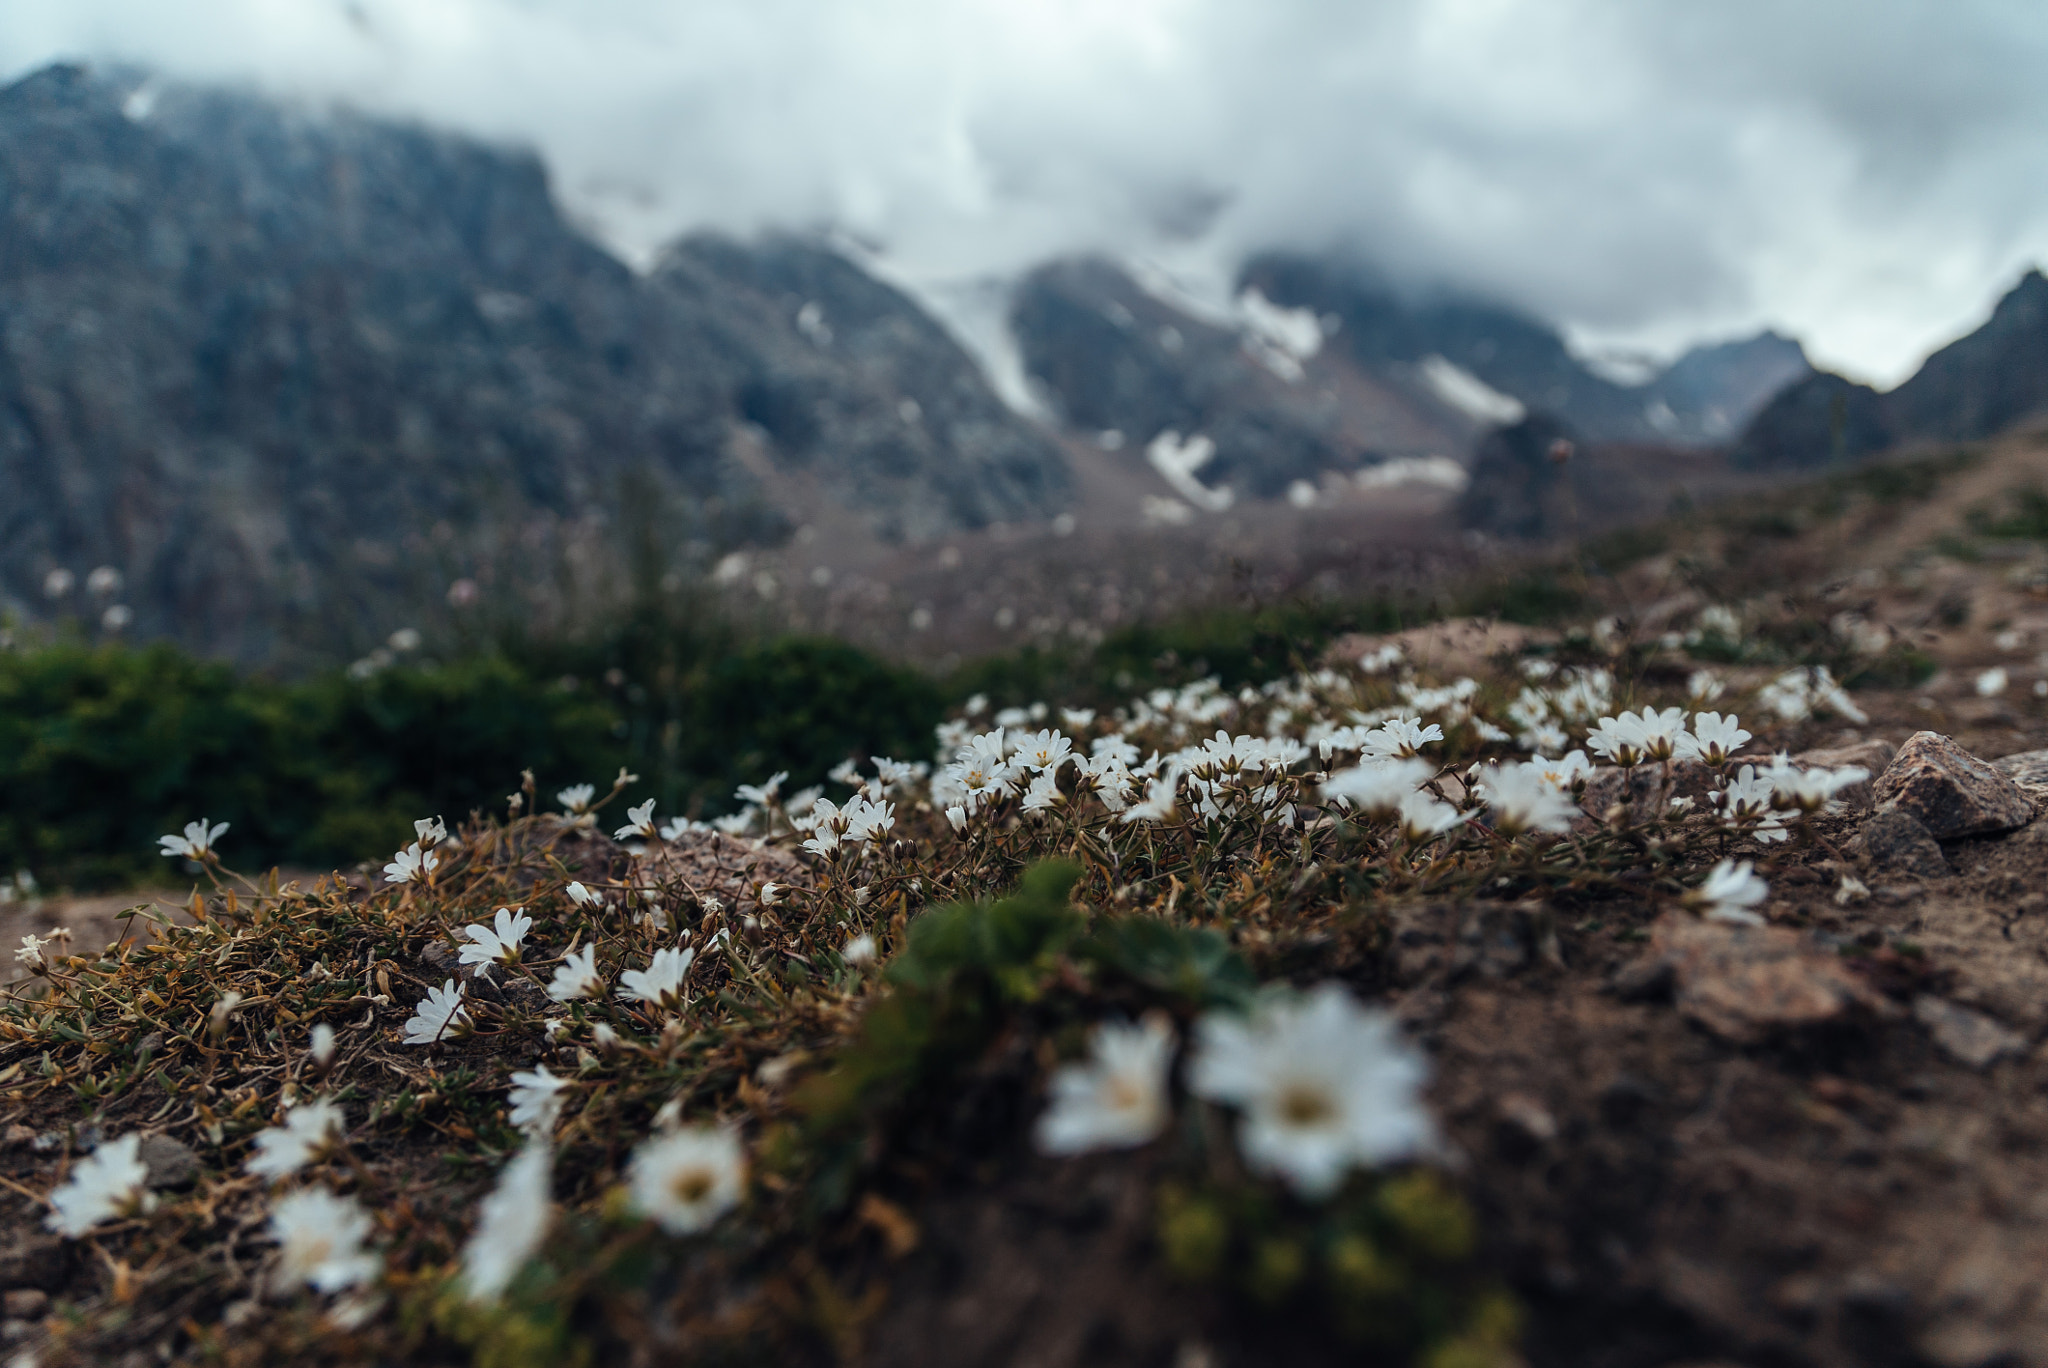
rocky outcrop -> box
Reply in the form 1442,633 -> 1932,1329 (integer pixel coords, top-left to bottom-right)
0,64 -> 1069,660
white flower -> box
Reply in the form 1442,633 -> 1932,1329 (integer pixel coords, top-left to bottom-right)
1475,762 -> 1577,836
461,1138 -> 552,1303
628,1126 -> 746,1235
1119,770 -> 1181,824
508,1065 -> 569,1135
759,882 -> 785,907
1679,712 -> 1751,765
1397,790 -> 1464,843
1021,770 -> 1065,812
1688,859 -> 1770,925
1359,719 -> 1442,760
1977,667 -> 2010,698
1189,985 -> 1434,1198
1588,707 -> 1688,766
1034,1014 -> 1176,1155
247,1097 -> 346,1181
557,784 -> 596,815
841,933 -> 877,966
618,947 -> 696,1012
843,795 -> 895,843
46,1133 -> 156,1236
1321,758 -> 1432,816
1767,757 -> 1869,814
734,772 -> 789,807
1688,669 -> 1727,704
159,818 -> 228,861
309,1023 -> 337,1072
414,816 -> 449,849
458,907 -> 532,969
1016,729 -> 1074,774
383,842 -> 438,885
1713,764 -> 1789,843
15,932 -> 50,968
401,979 -> 469,1046
565,881 -> 599,908
270,1188 -> 381,1294
545,944 -> 604,1002
1526,751 -> 1593,791
1835,874 -> 1871,907
614,800 -> 659,842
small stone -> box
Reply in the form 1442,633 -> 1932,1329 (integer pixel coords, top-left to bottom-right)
1913,995 -> 2025,1069
1872,731 -> 2034,839
138,1132 -> 200,1189
1620,914 -> 1892,1044
1852,809 -> 1951,880
1,1289 -> 46,1319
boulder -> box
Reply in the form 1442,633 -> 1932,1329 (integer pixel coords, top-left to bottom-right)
1872,732 -> 2034,839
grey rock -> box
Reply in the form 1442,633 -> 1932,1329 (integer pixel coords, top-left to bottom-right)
138,1131 -> 200,1188
1873,732 -> 2035,838
1851,809 -> 1951,880
1913,995 -> 2026,1069
1992,747 -> 2048,800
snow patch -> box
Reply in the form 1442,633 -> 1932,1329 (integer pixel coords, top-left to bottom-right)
1145,431 -> 1234,512
1418,356 -> 1526,425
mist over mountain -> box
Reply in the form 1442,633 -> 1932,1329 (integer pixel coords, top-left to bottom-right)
1734,269 -> 2048,468
19,59 -> 2033,667
0,64 -> 1068,661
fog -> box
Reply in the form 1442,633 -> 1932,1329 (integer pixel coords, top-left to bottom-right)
8,0 -> 2048,386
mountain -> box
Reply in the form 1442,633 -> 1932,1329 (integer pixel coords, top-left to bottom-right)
1008,256 -> 1476,501
0,64 -> 1069,661
1734,269 -> 2048,469
1642,330 -> 1811,441
1237,252 -> 1809,446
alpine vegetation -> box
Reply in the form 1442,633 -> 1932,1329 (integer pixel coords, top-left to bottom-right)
0,599 -> 1895,1365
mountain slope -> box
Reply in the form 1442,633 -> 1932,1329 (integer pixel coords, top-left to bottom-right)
0,64 -> 1070,660
1734,269 -> 2048,469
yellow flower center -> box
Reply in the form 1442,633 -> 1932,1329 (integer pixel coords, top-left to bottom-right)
1277,1084 -> 1337,1127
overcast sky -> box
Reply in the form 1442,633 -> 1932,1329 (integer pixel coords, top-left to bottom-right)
8,0 -> 2048,386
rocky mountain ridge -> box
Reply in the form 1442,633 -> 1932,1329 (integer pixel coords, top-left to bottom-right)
1734,268 -> 2048,468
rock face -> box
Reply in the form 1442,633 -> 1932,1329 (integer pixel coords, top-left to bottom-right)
1872,732 -> 2035,839
0,64 -> 1069,660
1733,268 -> 2048,470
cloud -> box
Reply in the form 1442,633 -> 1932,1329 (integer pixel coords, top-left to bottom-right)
6,0 -> 2047,385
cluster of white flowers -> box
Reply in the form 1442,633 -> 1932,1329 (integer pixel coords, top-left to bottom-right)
1034,985 -> 1435,1199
